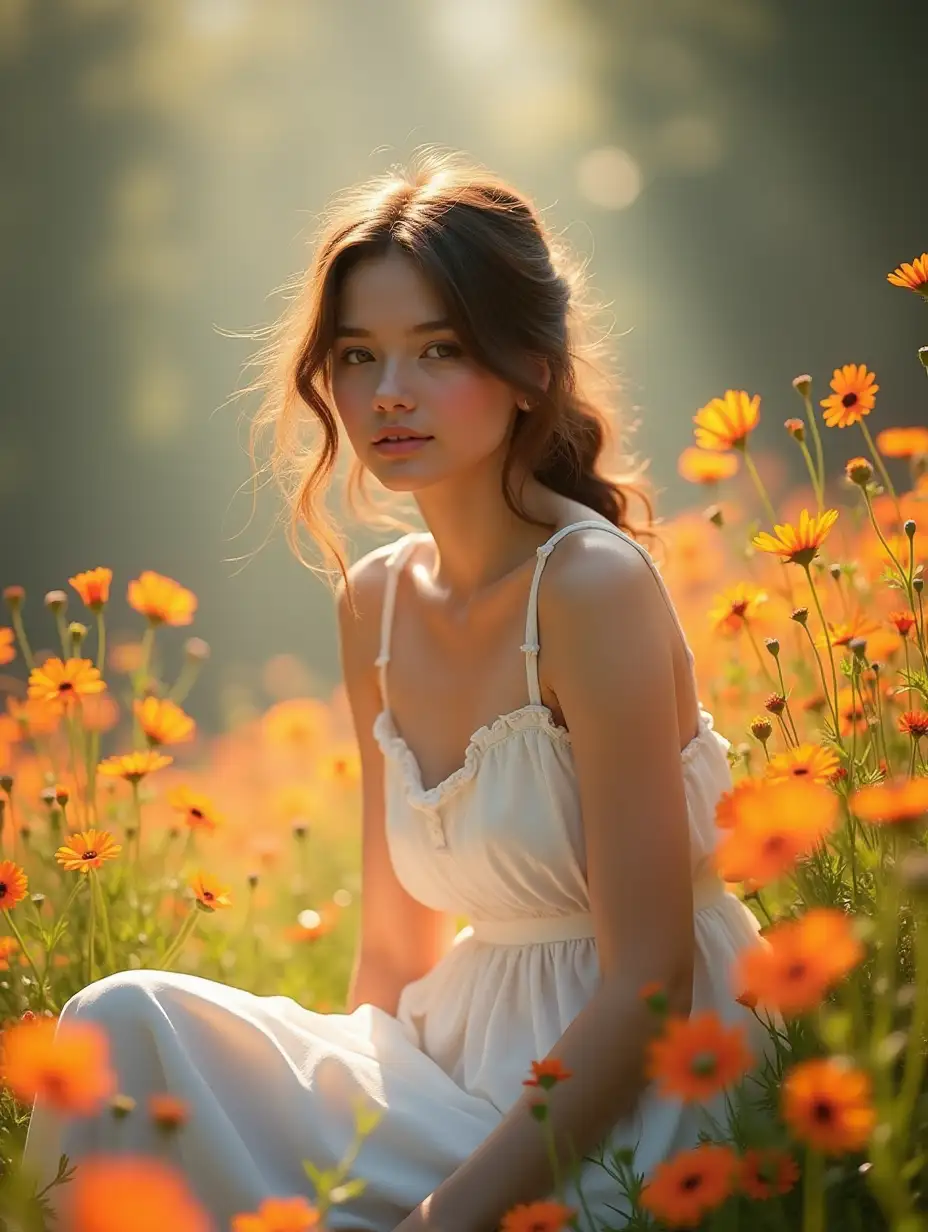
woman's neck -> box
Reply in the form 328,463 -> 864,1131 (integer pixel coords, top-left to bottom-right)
413,471 -> 562,600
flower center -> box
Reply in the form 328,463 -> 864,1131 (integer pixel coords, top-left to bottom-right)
190,808 -> 203,820
0,882 -> 7,898
58,681 -> 74,692
681,1172 -> 703,1192
792,767 -> 809,776
203,890 -> 214,901
82,850 -> 98,860
786,961 -> 808,982
842,393 -> 858,408
812,1098 -> 834,1123
690,1051 -> 718,1076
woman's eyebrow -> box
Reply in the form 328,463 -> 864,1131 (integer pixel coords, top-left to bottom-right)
333,318 -> 453,339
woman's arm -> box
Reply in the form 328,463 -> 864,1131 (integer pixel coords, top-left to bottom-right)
401,535 -> 698,1232
338,559 -> 459,1016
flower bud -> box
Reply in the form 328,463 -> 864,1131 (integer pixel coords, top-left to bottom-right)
792,375 -> 812,397
704,504 -> 724,529
765,693 -> 786,715
784,418 -> 805,441
0,775 -> 12,795
31,893 -> 45,910
3,586 -> 25,611
68,622 -> 88,642
845,457 -> 873,487
292,819 -> 309,841
904,519 -> 916,539
110,1093 -> 136,1119
750,716 -> 773,743
848,637 -> 868,661
54,785 -> 69,807
791,607 -> 809,625
43,590 -> 67,613
39,787 -> 56,808
829,563 -> 842,580
184,637 -> 210,662
247,871 -> 260,889
915,578 -> 924,595
764,637 -> 780,658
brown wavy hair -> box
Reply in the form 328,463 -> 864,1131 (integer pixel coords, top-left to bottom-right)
242,148 -> 654,601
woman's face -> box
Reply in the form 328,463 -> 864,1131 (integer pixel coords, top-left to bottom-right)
330,246 -> 521,492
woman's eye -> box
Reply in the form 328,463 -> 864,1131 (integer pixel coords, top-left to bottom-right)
340,348 -> 371,365
423,341 -> 461,359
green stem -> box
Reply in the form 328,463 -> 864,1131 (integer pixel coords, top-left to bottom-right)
802,390 -> 826,506
802,565 -> 842,744
157,909 -> 199,972
895,902 -> 928,1140
743,621 -> 776,685
859,419 -> 901,522
803,1149 -> 824,1232
10,607 -> 34,671
85,870 -> 97,984
5,912 -> 49,1009
91,869 -> 115,975
743,447 -> 779,528
798,438 -> 824,514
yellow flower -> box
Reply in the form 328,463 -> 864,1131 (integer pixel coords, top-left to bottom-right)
887,252 -> 928,297
708,583 -> 768,635
134,697 -> 196,746
27,657 -> 106,708
55,829 -> 122,873
693,390 -> 760,451
190,871 -> 232,911
753,508 -> 839,567
765,743 -> 840,784
97,750 -> 173,783
820,364 -> 878,428
128,571 -> 197,626
167,786 -> 225,832
677,447 -> 740,485
69,567 -> 113,610
0,628 -> 15,666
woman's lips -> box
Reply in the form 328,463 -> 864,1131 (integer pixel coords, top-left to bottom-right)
372,436 -> 433,456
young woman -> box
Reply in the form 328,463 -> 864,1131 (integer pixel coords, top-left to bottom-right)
24,152 -> 766,1231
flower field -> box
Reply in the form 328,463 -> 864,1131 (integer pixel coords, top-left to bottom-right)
0,253 -> 927,1230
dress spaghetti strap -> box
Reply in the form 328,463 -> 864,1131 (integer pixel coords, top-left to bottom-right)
520,519 -> 696,705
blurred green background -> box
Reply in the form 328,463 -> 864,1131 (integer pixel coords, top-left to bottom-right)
1,0 -> 924,732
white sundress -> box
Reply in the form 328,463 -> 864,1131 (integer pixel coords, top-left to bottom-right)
23,519 -> 766,1231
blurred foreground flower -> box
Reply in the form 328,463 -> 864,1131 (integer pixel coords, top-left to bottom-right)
66,1156 -> 210,1232
231,1195 -> 322,1232
0,1017 -> 115,1113
640,1143 -> 739,1228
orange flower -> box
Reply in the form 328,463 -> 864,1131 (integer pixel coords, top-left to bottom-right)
753,508 -> 839,567
7,695 -> 61,736
149,1093 -> 190,1130
693,390 -> 760,452
27,657 -> 106,709
888,610 -> 916,638
81,693 -> 120,734
499,1201 -> 577,1232
0,628 -> 15,666
900,710 -> 928,740
852,778 -> 928,825
677,447 -> 740,485
66,1156 -> 210,1232
55,829 -> 122,874
190,871 -> 232,911
522,1058 -> 573,1089
782,1058 -> 875,1153
738,1147 -> 799,1200
128,571 -> 197,626
646,1012 -> 753,1102
887,252 -> 928,296
735,908 -> 863,1017
262,698 -> 328,747
0,936 -> 19,968
876,426 -> 928,457
714,778 -> 838,888
764,743 -> 840,785
231,1196 -> 322,1232
167,786 -> 225,832
820,363 -> 878,428
640,1143 -> 739,1228
134,697 -> 196,746
69,567 -> 113,610
714,778 -> 764,830
97,750 -> 173,782
0,1017 -> 116,1114
816,612 -> 881,650
0,860 -> 28,910
836,687 -> 868,737
708,583 -> 768,635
